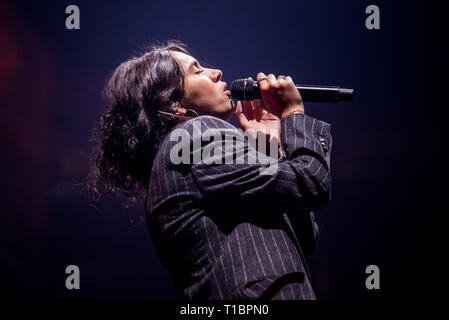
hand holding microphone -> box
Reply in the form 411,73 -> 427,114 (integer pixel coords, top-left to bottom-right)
252,73 -> 305,119
231,73 -> 354,118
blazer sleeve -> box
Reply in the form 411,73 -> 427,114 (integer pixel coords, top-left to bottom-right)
173,113 -> 332,213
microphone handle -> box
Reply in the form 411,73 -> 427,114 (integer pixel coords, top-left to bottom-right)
230,79 -> 354,102
245,83 -> 354,102
295,84 -> 354,102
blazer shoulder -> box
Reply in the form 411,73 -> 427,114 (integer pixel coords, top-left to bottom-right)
158,115 -> 235,153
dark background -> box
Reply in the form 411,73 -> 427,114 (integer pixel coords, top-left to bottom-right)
1,0 -> 446,299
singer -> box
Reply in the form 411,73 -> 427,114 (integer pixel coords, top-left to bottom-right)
87,41 -> 332,300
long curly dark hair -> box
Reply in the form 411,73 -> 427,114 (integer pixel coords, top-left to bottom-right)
87,41 -> 194,206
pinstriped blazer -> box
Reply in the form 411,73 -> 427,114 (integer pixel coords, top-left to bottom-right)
145,113 -> 332,300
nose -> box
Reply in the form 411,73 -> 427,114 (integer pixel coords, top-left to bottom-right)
210,68 -> 222,82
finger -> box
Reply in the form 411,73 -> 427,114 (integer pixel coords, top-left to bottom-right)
248,76 -> 255,88
278,75 -> 287,85
250,98 -> 265,111
251,98 -> 264,109
267,74 -> 279,88
235,101 -> 249,129
247,98 -> 265,117
257,72 -> 269,90
285,76 -> 293,84
235,100 -> 244,116
243,99 -> 254,120
251,100 -> 264,120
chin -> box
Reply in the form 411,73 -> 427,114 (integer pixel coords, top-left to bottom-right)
206,100 -> 234,120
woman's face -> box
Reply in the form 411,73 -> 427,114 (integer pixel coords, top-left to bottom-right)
171,51 -> 234,120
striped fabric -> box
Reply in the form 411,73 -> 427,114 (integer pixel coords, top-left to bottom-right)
145,113 -> 332,300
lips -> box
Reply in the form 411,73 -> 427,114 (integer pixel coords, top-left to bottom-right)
222,82 -> 231,96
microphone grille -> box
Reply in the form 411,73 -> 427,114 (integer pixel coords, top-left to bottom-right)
230,79 -> 261,100
230,79 -> 247,100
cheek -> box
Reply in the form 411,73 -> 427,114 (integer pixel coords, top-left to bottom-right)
199,80 -> 216,95
187,80 -> 216,102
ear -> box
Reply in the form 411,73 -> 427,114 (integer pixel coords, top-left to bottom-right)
173,107 -> 187,116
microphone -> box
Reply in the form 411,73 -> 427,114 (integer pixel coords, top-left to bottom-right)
230,79 -> 354,103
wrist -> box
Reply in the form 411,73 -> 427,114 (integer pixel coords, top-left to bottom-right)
281,106 -> 305,119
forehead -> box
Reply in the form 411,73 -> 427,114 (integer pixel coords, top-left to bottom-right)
171,51 -> 197,72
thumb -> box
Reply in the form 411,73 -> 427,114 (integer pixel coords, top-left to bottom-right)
235,101 -> 249,129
